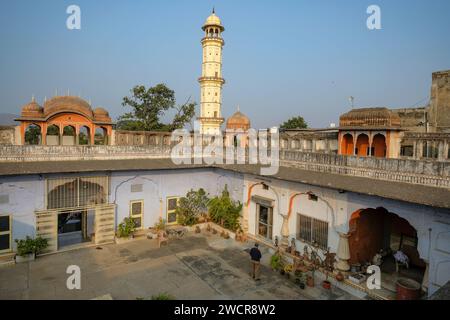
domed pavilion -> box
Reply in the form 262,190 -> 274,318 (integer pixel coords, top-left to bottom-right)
16,96 -> 113,145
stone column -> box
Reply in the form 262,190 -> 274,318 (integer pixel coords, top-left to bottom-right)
280,215 -> 289,250
416,140 -> 424,159
335,232 -> 351,271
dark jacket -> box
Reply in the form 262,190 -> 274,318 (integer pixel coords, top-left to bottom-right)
249,247 -> 262,262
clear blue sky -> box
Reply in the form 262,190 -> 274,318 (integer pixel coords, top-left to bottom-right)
1,0 -> 449,128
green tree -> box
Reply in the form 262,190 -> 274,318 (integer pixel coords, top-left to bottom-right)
208,185 -> 242,231
176,188 -> 210,226
117,84 -> 196,131
280,116 -> 308,129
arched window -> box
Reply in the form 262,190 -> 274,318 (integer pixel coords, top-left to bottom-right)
46,124 -> 60,145
78,126 -> 90,145
340,133 -> 354,155
62,125 -> 76,146
372,134 -> 387,158
355,134 -> 369,156
24,124 -> 41,145
94,127 -> 107,145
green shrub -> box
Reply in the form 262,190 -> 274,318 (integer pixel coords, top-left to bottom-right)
208,185 -> 242,231
154,217 -> 167,231
118,217 -> 136,238
151,293 -> 175,300
176,188 -> 209,226
270,253 -> 282,270
15,236 -> 48,256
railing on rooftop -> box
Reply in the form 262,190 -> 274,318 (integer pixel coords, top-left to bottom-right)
0,145 -> 449,188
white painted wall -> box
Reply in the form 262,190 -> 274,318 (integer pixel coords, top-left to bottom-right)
0,175 -> 44,250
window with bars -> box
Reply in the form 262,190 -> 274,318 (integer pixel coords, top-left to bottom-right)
46,176 -> 109,209
297,214 -> 328,250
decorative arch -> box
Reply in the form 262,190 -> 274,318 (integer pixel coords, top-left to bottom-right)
340,133 -> 354,155
348,207 -> 426,274
46,124 -> 60,145
372,133 -> 387,157
62,125 -> 76,146
94,127 -> 107,145
78,126 -> 90,145
24,123 -> 42,145
355,133 -> 370,156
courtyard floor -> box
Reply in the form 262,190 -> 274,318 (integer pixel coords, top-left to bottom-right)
0,232 -> 360,300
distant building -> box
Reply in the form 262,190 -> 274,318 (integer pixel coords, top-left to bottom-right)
14,96 -> 113,145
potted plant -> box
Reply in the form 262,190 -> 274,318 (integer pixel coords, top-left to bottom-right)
117,217 -> 136,243
322,269 -> 332,289
284,264 -> 293,279
195,225 -> 201,233
294,270 -> 306,289
15,236 -> 48,263
270,253 -> 282,272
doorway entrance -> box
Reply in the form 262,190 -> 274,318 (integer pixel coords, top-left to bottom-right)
57,209 -> 94,249
348,207 -> 426,296
257,204 -> 273,240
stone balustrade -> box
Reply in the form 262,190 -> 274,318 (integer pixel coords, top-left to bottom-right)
280,150 -> 450,188
0,145 -> 172,162
0,145 -> 449,188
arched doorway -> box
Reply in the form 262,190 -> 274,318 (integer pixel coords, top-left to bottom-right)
372,134 -> 387,158
340,133 -> 354,155
355,134 -> 369,156
62,125 -> 76,146
46,124 -> 60,145
348,207 -> 426,293
24,124 -> 42,145
78,126 -> 90,145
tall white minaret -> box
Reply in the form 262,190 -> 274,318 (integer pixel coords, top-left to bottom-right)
198,9 -> 225,135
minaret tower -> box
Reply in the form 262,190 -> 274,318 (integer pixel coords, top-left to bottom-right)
198,9 -> 225,135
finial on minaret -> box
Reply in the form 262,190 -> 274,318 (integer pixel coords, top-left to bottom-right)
44,96 -> 47,103
31,94 -> 35,102
212,7 -> 215,14
237,105 -> 240,112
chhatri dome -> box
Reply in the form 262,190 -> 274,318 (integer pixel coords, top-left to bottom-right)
226,107 -> 251,131
202,8 -> 224,31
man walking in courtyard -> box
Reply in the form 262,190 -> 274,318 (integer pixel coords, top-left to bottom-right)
249,243 -> 262,281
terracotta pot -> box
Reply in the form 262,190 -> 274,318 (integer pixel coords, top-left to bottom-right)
336,272 -> 344,282
396,278 -> 421,300
322,280 -> 331,289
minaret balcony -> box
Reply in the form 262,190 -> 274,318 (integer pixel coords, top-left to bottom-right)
198,76 -> 225,84
201,37 -> 225,45
197,116 -> 225,124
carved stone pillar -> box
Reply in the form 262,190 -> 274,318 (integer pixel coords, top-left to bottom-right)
335,232 -> 351,271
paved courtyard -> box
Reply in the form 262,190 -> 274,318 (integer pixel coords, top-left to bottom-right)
0,232 -> 359,300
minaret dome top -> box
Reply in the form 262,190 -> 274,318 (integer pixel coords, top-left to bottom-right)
202,11 -> 224,31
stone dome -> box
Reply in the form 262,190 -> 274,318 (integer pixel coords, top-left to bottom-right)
339,107 -> 401,128
202,12 -> 224,31
93,107 -> 112,122
43,96 -> 94,119
226,111 -> 251,130
21,100 -> 43,118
